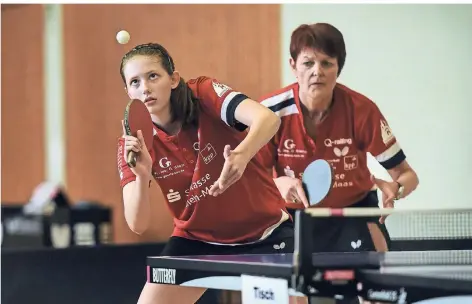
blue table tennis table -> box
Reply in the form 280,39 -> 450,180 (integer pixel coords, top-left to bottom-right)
147,251 -> 472,303
146,210 -> 472,303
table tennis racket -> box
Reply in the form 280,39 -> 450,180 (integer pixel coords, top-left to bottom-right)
301,159 -> 334,206
123,99 -> 154,168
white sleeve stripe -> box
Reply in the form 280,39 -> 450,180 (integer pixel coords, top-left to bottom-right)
260,89 -> 295,108
274,104 -> 299,117
375,142 -> 401,162
220,91 -> 241,125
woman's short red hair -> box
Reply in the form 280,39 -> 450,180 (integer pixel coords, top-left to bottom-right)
290,23 -> 346,75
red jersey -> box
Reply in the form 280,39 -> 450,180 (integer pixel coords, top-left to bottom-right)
258,82 -> 406,209
117,76 -> 289,245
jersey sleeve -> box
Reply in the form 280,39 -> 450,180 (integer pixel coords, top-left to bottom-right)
117,137 -> 136,188
358,102 -> 406,170
187,76 -> 249,132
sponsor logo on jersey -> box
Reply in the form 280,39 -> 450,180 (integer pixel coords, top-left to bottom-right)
212,80 -> 231,97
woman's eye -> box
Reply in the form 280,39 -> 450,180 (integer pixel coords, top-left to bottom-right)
322,61 -> 333,67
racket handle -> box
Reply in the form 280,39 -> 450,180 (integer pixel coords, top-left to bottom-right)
127,151 -> 137,168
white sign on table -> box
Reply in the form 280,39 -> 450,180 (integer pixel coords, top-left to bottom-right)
241,274 -> 289,304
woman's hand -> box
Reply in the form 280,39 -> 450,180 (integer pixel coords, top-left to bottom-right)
209,145 -> 250,196
273,176 -> 309,208
371,174 -> 399,224
122,120 -> 152,179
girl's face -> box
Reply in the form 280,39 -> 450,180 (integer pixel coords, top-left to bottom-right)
123,55 -> 179,116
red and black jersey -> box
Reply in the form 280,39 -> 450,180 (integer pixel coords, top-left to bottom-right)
258,82 -> 406,209
118,76 -> 289,244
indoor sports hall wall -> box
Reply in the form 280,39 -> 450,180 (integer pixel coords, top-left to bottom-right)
63,3 -> 281,243
281,4 -> 472,211
2,4 -> 471,244
1,4 -> 281,243
1,5 -> 45,209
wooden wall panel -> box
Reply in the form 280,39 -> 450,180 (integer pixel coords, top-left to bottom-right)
63,4 -> 281,243
1,5 -> 45,204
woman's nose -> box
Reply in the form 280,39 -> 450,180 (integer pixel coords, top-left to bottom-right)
141,81 -> 151,94
312,63 -> 323,76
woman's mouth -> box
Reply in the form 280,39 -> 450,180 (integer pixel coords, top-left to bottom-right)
144,97 -> 157,105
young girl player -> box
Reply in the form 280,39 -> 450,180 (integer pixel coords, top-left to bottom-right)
117,43 -> 305,304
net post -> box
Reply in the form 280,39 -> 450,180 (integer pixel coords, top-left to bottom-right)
292,209 -> 314,294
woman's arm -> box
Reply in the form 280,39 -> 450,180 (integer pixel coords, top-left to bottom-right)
208,98 -> 281,196
231,98 -> 281,160
122,176 -> 152,235
120,129 -> 157,235
387,160 -> 419,199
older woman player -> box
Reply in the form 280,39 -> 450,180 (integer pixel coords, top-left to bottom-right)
258,22 -> 420,304
117,43 -> 307,304
259,22 -> 419,255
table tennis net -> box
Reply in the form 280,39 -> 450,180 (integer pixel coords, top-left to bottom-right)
432,272 -> 472,281
382,250 -> 472,266
385,208 -> 472,240
392,269 -> 472,281
381,250 -> 472,282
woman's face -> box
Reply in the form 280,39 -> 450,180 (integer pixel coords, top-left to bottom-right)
290,48 -> 339,101
122,55 -> 179,116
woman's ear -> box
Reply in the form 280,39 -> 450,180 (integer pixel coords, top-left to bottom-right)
289,57 -> 297,76
171,71 -> 181,89
124,86 -> 132,98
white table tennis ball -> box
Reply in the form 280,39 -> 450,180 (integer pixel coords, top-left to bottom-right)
116,30 -> 130,44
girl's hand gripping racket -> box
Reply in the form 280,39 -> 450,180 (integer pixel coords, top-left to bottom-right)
123,99 -> 154,168
301,159 -> 334,206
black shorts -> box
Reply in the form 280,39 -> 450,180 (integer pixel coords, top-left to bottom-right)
288,191 -> 391,252
160,220 -> 295,257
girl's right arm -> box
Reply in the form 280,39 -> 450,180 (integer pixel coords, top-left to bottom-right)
119,125 -> 158,235
122,175 -> 152,235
